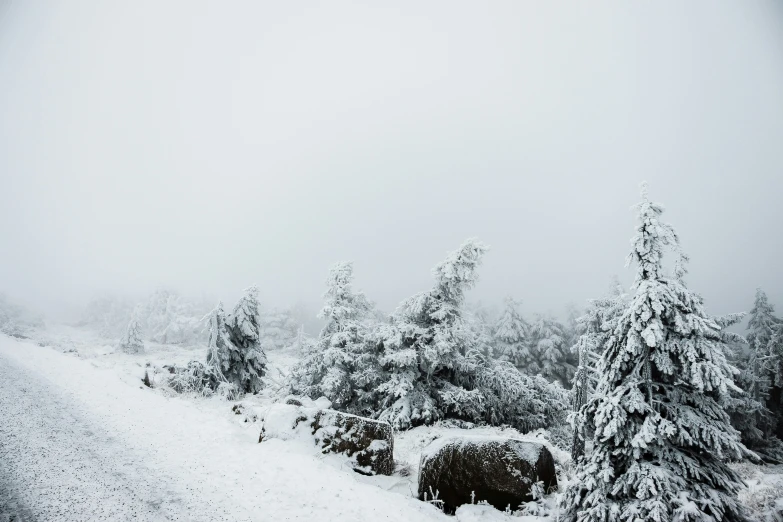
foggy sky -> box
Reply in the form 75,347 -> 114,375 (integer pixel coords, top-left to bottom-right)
1,1 -> 782,321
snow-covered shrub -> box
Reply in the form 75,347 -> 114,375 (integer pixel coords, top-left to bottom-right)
735,463 -> 783,522
561,184 -> 749,522
166,361 -> 220,396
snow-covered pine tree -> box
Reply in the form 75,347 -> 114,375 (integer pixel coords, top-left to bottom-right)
376,239 -> 489,429
745,288 -> 783,440
747,289 -> 780,360
466,302 -> 496,359
223,285 -> 267,394
570,281 -> 627,461
564,303 -> 582,353
119,309 -> 145,354
720,312 -> 780,460
561,184 -> 749,522
493,296 -> 534,371
529,314 -> 574,387
288,262 -> 378,413
204,301 -> 234,387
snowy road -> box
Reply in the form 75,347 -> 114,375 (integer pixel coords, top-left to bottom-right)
0,336 -> 447,522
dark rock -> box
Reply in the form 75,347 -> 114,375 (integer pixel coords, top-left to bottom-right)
417,436 -> 557,514
141,371 -> 152,388
232,403 -> 244,415
285,397 -> 303,406
311,410 -> 394,476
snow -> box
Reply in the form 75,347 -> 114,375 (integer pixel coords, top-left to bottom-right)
2,317 -> 776,522
0,334 -> 449,521
420,435 -> 543,467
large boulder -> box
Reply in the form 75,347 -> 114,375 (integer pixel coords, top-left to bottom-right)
258,400 -> 394,476
418,436 -> 557,514
311,410 -> 394,476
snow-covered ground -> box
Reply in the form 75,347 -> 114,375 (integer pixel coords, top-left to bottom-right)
1,326 -> 780,521
0,331 -> 445,521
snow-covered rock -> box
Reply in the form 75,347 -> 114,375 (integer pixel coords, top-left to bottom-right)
258,400 -> 394,475
418,436 -> 557,514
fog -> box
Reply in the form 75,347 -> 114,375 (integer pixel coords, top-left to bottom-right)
1,1 -> 782,322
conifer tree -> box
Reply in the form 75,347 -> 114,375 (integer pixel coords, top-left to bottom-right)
529,314 -> 574,386
205,301 -> 235,386
570,281 -> 627,461
225,285 -> 267,394
376,239 -> 489,429
721,312 -> 779,459
289,262 -> 377,413
745,288 -> 783,440
466,302 -> 496,359
205,287 -> 266,396
561,184 -> 748,522
119,309 -> 145,354
493,296 -> 534,370
747,289 -> 780,360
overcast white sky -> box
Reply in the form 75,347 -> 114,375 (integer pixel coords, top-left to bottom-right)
1,1 -> 782,320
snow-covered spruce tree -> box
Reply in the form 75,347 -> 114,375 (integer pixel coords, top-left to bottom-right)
561,184 -> 749,522
119,310 -> 145,354
203,290 -> 266,397
204,301 -> 234,389
720,313 -> 781,461
466,302 -> 496,359
747,288 -> 781,363
529,314 -> 574,387
288,262 -> 378,413
376,239 -> 489,429
570,281 -> 628,461
493,296 -> 534,370
746,289 -> 783,431
223,285 -> 267,394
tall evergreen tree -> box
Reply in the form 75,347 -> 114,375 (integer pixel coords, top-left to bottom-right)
206,286 -> 267,395
205,301 -> 234,383
747,289 -> 780,360
289,262 -> 377,413
493,296 -> 533,370
745,288 -> 783,439
226,285 -> 267,394
561,184 -> 748,522
570,281 -> 627,461
529,314 -> 574,387
721,312 -> 780,460
119,308 -> 145,354
376,239 -> 490,429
